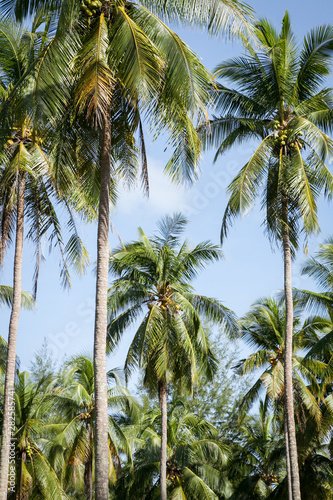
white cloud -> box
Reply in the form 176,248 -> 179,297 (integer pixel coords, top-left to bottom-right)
113,157 -> 192,216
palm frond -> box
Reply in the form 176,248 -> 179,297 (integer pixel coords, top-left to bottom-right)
75,14 -> 114,127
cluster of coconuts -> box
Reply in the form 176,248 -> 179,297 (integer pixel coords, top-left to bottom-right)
276,130 -> 288,147
269,346 -> 283,366
269,355 -> 278,366
80,0 -> 102,18
277,131 -> 305,150
290,131 -> 305,150
168,469 -> 181,481
167,462 -> 181,481
147,286 -> 181,312
79,411 -> 91,420
271,120 -> 281,130
263,473 -> 279,485
4,133 -> 20,148
272,120 -> 305,150
148,298 -> 177,311
26,441 -> 33,458
4,128 -> 35,148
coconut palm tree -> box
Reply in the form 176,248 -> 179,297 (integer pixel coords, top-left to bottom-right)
227,402 -> 285,500
107,213 -> 236,499
294,237 -> 333,320
236,298 -> 331,421
72,7 -> 252,497
202,13 -> 333,498
5,370 -> 66,499
291,240 -> 333,406
0,286 -> 33,382
237,297 -> 333,499
116,399 -> 230,499
2,1 -> 254,496
0,17 -> 91,497
236,297 -> 333,500
269,409 -> 333,500
47,355 -> 137,499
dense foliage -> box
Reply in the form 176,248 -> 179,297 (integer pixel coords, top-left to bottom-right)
2,231 -> 333,498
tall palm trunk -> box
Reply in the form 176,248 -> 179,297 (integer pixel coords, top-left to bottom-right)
18,451 -> 26,500
0,173 -> 26,500
284,408 -> 293,499
84,421 -> 93,500
94,110 -> 111,500
158,379 -> 168,500
84,451 -> 93,500
282,197 -> 301,500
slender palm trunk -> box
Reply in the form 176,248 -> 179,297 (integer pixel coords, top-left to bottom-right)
282,198 -> 301,500
84,452 -> 93,500
0,173 -> 26,500
84,421 -> 93,500
284,409 -> 293,499
18,451 -> 26,500
159,379 -> 168,500
94,110 -> 111,500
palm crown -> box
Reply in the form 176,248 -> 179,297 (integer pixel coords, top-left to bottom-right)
204,11 -> 333,252
237,298 -> 332,422
227,402 -> 285,499
0,17 -> 90,292
117,400 -> 229,499
294,238 -> 333,320
47,355 -> 136,498
107,213 -> 237,391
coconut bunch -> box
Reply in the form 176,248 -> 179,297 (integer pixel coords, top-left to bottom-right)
22,439 -> 34,458
3,123 -> 42,150
262,473 -> 279,486
78,411 -> 91,420
271,119 -> 305,154
147,285 -> 182,313
269,346 -> 283,366
80,0 -> 102,18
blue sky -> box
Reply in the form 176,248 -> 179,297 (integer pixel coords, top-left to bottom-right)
1,0 -> 333,377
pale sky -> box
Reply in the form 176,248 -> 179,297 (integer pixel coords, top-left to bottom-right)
1,0 -> 333,377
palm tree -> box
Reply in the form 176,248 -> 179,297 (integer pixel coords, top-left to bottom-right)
237,297 -> 333,499
237,298 -> 333,500
203,13 -> 333,498
294,237 -> 333,319
48,355 -> 136,499
5,370 -> 66,499
269,410 -> 333,499
107,213 -> 236,499
72,6 -> 252,497
0,286 -> 34,381
0,17 -> 90,497
3,1 -> 253,495
48,355 -> 137,500
116,400 -> 230,499
293,239 -> 333,405
48,355 -> 97,499
227,402 -> 285,500
237,298 -> 331,422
